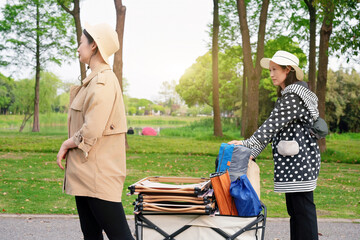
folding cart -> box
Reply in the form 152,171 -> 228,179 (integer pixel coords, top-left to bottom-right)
134,203 -> 266,240
128,176 -> 266,240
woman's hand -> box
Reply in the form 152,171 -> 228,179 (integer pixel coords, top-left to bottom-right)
57,144 -> 68,170
228,140 -> 243,145
228,141 -> 254,161
57,138 -> 77,170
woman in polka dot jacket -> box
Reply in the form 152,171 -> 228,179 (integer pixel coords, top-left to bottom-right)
229,51 -> 320,240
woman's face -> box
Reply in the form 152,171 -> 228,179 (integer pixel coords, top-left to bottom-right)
77,34 -> 95,65
269,61 -> 290,89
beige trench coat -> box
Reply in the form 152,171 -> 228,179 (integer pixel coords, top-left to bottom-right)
64,63 -> 127,202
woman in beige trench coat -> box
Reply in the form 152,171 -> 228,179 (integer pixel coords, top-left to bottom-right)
57,23 -> 134,240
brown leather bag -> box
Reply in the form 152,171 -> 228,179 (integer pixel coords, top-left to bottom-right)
210,171 -> 238,216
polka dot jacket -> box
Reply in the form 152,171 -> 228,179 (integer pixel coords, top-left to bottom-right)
242,81 -> 321,193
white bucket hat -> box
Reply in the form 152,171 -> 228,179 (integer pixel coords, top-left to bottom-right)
260,50 -> 304,80
84,22 -> 120,65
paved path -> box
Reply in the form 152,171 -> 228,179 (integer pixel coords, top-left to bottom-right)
0,214 -> 359,240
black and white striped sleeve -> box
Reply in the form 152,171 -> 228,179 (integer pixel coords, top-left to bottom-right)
250,143 -> 267,159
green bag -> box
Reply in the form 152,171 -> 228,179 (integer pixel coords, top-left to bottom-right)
309,117 -> 328,139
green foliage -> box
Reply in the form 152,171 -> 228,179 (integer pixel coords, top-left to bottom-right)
284,0 -> 316,42
215,0 -> 275,51
126,106 -> 137,116
47,78 -> 72,114
0,113 -> 67,133
152,104 -> 165,114
187,105 -> 213,117
53,91 -> 70,113
277,0 -> 359,65
0,73 -> 15,114
176,48 -> 243,113
9,78 -> 34,115
328,0 -> 360,61
215,0 -> 240,50
263,37 -> 307,68
0,0 -> 76,131
127,116 -> 194,127
125,98 -> 154,115
326,69 -> 360,132
10,72 -> 61,115
160,117 -> 241,141
218,46 -> 243,112
176,52 -> 213,107
0,0 -> 76,72
260,39 -> 306,84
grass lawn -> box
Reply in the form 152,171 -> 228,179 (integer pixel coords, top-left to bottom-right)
0,129 -> 359,218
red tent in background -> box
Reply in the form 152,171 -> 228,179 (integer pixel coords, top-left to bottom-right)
142,127 -> 157,136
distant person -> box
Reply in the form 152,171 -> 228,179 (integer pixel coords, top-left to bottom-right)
56,22 -> 134,240
127,127 -> 134,134
229,50 -> 321,240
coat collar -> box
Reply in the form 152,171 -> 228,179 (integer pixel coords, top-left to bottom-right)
82,63 -> 111,87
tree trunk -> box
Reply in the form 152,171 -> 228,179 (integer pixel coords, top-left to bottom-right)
244,73 -> 260,138
212,0 -> 223,137
19,113 -> 33,132
316,1 -> 334,152
304,0 -> 317,92
113,0 -> 129,149
113,0 -> 126,90
73,0 -> 86,81
58,0 -> 85,81
241,64 -> 247,137
32,2 -> 40,132
236,0 -> 269,138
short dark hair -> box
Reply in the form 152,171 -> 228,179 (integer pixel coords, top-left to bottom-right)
83,29 -> 94,44
277,65 -> 298,96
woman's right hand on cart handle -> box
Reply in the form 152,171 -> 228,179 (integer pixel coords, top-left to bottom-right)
228,140 -> 243,145
228,140 -> 255,161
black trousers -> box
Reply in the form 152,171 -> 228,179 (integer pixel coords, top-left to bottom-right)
285,191 -> 318,240
75,196 -> 134,240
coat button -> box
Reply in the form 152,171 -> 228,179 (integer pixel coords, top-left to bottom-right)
110,124 -> 115,130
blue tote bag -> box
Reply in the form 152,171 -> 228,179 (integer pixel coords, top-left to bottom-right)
230,175 -> 262,217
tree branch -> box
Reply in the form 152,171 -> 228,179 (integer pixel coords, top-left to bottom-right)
57,0 -> 74,16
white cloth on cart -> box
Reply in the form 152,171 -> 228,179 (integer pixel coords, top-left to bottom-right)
141,214 -> 262,240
